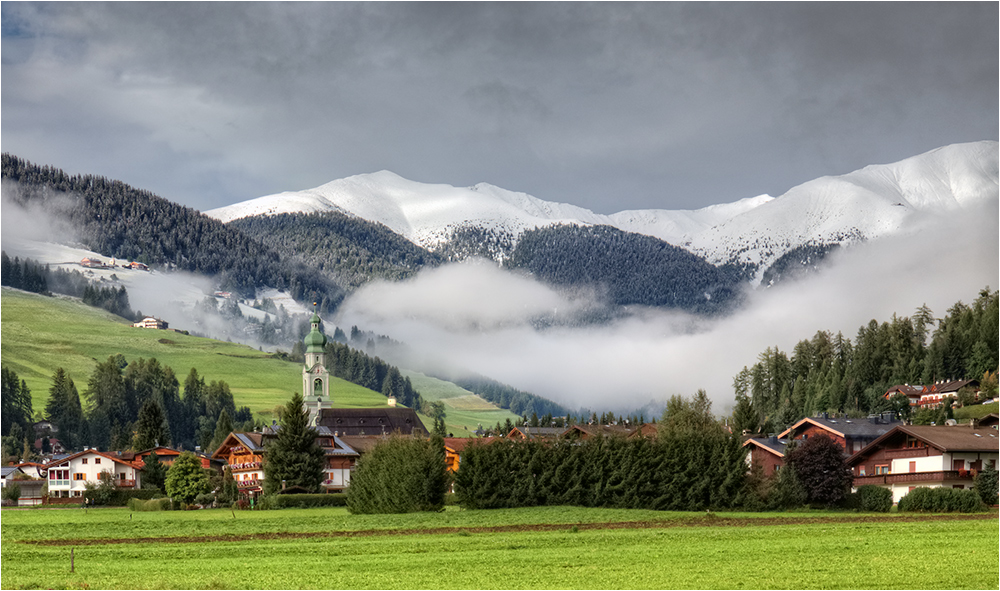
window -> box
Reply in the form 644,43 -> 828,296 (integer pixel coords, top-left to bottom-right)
875,465 -> 889,475
74,473 -> 86,481
95,458 -> 101,464
909,461 -> 916,473
82,458 -> 88,464
858,466 -> 866,476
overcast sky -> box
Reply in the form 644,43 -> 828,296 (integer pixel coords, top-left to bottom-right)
2,2 -> 997,214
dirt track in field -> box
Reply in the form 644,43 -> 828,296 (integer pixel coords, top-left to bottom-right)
24,512 -> 997,546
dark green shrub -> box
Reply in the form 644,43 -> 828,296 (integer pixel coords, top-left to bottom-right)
898,486 -> 986,513
852,485 -> 893,512
973,465 -> 998,506
128,497 -> 174,511
347,434 -> 448,514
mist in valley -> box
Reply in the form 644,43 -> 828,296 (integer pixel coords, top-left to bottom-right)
336,200 -> 999,415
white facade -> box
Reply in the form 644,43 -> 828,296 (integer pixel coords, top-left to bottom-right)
880,451 -> 998,503
47,451 -> 142,498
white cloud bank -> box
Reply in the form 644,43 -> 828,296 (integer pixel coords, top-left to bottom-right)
336,200 -> 998,414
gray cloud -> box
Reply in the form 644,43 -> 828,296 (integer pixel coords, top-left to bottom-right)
2,2 -> 996,213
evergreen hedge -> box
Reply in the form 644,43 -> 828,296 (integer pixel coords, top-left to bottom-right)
260,493 -> 349,509
454,433 -> 747,511
897,487 -> 986,513
127,497 -> 175,511
848,485 -> 893,512
84,488 -> 162,507
346,435 -> 449,514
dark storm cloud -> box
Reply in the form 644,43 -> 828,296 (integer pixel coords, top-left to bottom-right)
2,2 -> 996,212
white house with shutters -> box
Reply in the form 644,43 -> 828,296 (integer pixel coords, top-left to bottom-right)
46,450 -> 143,499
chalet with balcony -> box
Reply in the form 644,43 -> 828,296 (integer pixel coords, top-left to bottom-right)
213,432 -> 267,498
742,435 -> 789,477
779,413 -> 900,456
847,424 -> 999,503
45,449 -> 143,499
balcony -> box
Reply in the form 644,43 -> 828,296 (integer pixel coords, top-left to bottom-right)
854,470 -> 974,486
115,479 -> 137,488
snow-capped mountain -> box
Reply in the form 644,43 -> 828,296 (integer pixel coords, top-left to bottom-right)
206,141 -> 998,285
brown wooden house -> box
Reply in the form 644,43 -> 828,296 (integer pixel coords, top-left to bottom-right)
847,424 -> 999,503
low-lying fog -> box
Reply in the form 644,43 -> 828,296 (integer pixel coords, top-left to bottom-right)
335,200 -> 998,413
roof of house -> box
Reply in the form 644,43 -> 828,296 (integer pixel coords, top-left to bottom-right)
564,424 -> 637,438
317,407 -> 428,436
321,435 -> 359,457
337,436 -> 384,455
779,415 -> 901,440
212,432 -> 268,459
884,380 -> 979,399
2,466 -> 25,479
443,437 -> 501,452
847,424 -> 1000,464
978,413 -> 999,427
47,449 -> 143,470
742,437 -> 789,457
509,426 -> 566,439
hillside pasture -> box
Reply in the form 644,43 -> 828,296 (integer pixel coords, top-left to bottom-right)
0,506 -> 995,589
0,288 -> 389,416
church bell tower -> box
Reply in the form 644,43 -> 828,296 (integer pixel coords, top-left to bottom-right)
302,309 -> 332,426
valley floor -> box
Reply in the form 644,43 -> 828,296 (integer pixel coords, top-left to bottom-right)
2,506 -> 996,589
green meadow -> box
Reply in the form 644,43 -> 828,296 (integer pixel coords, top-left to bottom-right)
1,288 -> 520,431
1,288 -> 390,418
1,506 -> 996,589
404,370 -> 520,437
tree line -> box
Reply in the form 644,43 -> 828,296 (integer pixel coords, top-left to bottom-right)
1,154 -> 343,305
1,251 -> 135,320
1,359 -> 256,462
231,211 -> 441,291
506,224 -> 745,316
731,288 -> 999,434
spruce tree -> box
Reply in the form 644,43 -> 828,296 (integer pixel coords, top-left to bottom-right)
133,399 -> 170,450
262,393 -> 324,495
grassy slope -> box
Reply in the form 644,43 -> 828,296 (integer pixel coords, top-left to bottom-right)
0,288 -> 388,417
403,370 -> 520,437
1,507 -> 996,589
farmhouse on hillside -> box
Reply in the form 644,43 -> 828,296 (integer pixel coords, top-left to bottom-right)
132,316 -> 169,330
883,379 -> 979,408
847,424 -> 999,503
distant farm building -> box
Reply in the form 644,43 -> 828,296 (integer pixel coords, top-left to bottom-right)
133,316 -> 169,330
80,257 -> 105,268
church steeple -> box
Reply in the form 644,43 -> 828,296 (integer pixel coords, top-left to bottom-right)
302,306 -> 331,426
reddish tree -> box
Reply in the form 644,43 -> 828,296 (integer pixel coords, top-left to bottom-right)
785,434 -> 853,506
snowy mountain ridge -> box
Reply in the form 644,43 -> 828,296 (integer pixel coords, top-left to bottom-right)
206,141 -> 998,285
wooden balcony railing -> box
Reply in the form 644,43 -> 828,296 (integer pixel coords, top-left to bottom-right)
853,470 -> 974,486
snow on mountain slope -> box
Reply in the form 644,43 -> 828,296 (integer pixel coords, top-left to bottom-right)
206,171 -> 773,250
687,141 -> 999,285
206,140 -> 998,285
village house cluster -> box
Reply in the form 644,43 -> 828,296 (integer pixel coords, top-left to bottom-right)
4,317 -> 998,507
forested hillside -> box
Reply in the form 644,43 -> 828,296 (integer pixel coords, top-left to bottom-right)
732,288 -> 999,434
230,212 -> 441,289
1,154 -> 342,307
506,224 -> 744,314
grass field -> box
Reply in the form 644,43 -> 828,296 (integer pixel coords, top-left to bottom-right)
1,506 -> 996,589
1,288 -> 393,418
404,370 -> 520,437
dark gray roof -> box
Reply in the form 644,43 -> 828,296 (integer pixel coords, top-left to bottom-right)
742,437 -> 789,456
780,416 -> 901,440
318,407 -> 427,436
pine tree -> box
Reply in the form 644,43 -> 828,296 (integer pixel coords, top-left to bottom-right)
133,399 -> 170,450
262,393 -> 324,495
